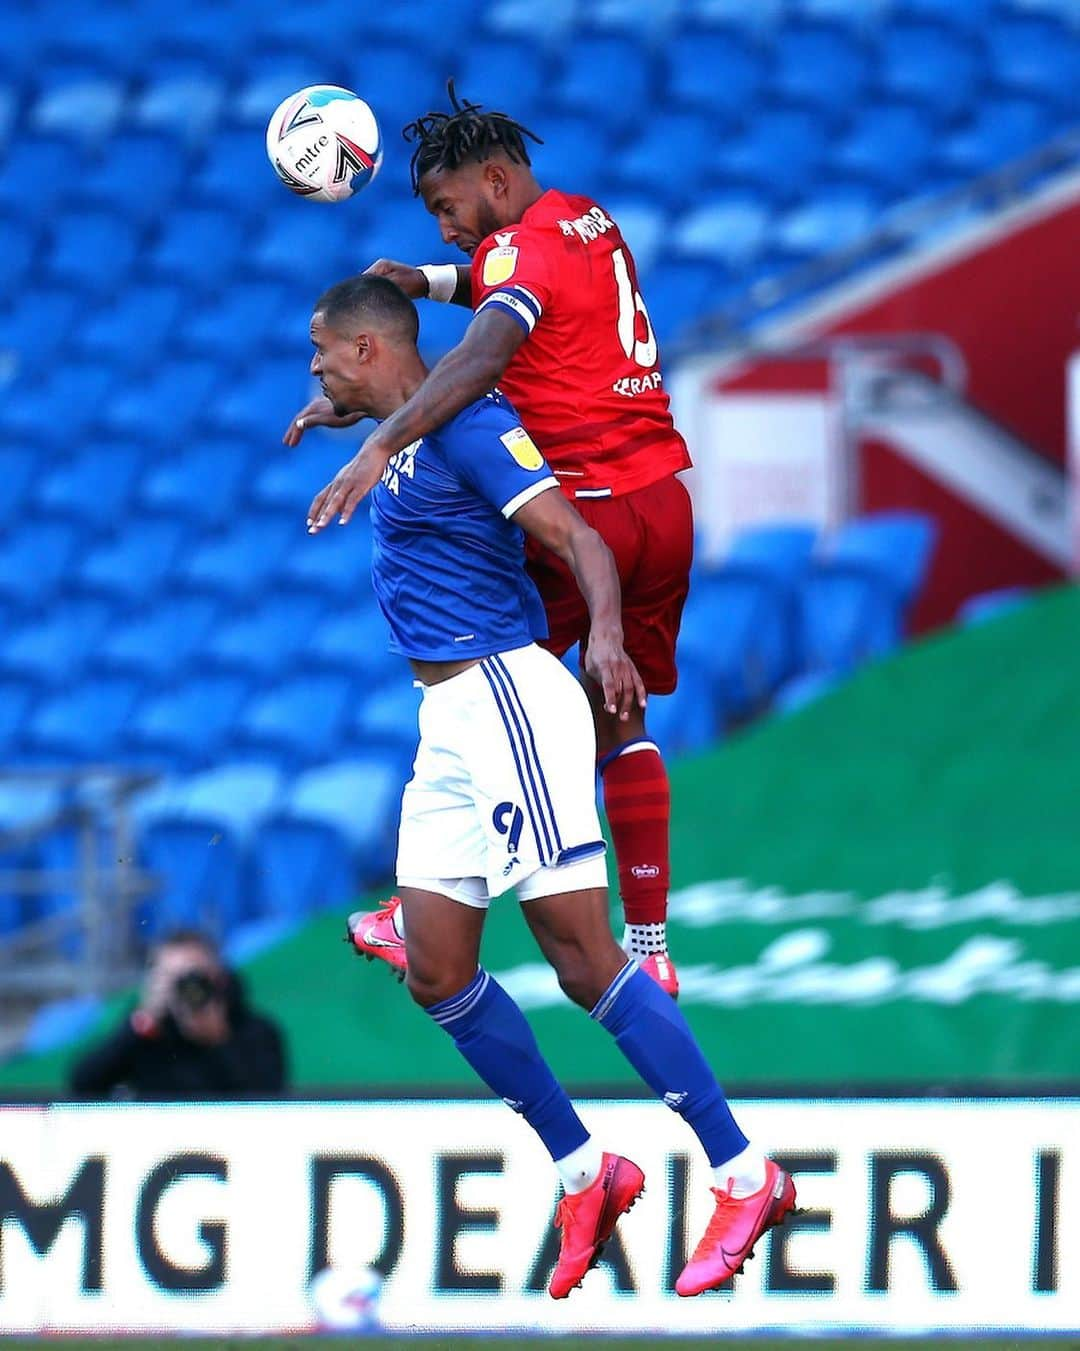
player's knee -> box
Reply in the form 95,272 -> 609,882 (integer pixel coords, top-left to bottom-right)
405,958 -> 473,1010
551,949 -> 611,1011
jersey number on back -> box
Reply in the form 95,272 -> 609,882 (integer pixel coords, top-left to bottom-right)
613,247 -> 657,369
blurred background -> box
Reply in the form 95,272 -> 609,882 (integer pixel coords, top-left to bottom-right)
0,0 -> 1078,1337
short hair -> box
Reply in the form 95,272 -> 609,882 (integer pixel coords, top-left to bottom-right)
403,79 -> 542,194
152,929 -> 219,959
314,273 -> 420,345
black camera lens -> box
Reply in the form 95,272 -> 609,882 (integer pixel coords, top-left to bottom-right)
173,970 -> 218,1012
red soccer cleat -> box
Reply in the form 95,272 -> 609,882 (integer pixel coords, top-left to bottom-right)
345,897 -> 407,981
549,1152 -> 645,1299
639,951 -> 679,999
676,1158 -> 796,1296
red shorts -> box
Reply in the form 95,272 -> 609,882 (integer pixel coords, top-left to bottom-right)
525,474 -> 693,695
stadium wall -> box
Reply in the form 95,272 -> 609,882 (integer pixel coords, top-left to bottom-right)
0,1097 -> 1076,1336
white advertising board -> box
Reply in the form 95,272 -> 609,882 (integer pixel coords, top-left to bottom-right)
0,1098 -> 1075,1335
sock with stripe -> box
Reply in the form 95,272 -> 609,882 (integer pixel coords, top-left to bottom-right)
592,961 -> 748,1168
599,739 -> 671,937
426,968 -> 593,1168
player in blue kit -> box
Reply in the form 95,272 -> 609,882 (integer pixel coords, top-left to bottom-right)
307,274 -> 795,1299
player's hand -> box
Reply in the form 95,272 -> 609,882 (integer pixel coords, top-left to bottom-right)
307,433 -> 393,532
283,396 -> 363,447
583,630 -> 648,722
364,258 -> 428,299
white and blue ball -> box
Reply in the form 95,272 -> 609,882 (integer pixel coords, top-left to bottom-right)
266,85 -> 382,203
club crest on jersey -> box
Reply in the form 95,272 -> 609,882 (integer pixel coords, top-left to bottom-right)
500,426 -> 543,470
482,242 -> 519,286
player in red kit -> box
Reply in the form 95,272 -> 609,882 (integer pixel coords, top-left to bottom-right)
289,85 -> 692,996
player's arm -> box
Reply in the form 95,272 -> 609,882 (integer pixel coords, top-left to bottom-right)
512,487 -> 647,722
308,307 -> 527,531
365,259 -> 473,308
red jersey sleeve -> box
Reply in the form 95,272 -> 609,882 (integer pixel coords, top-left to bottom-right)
470,227 -> 554,338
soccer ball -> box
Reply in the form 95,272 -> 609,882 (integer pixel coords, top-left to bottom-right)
266,85 -> 382,203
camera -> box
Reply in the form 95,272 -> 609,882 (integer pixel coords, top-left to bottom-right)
172,969 -> 220,1013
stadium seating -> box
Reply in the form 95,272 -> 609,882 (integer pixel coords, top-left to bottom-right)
0,0 -> 1069,986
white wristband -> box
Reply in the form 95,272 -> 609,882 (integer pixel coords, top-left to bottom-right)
419,263 -> 459,304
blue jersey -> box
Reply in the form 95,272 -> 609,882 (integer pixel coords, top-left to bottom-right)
370,391 -> 558,661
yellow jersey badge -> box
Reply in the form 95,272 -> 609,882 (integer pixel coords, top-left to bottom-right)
500,426 -> 544,470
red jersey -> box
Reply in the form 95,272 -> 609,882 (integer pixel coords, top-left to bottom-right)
470,189 -> 691,499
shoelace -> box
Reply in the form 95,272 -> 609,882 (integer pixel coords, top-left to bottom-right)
689,1184 -> 739,1261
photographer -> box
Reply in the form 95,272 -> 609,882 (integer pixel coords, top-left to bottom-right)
69,929 -> 288,1099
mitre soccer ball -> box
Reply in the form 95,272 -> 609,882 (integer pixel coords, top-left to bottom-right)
266,85 -> 382,203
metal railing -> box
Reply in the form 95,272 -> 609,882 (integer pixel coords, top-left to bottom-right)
0,767 -> 160,1002
673,124 -> 1080,354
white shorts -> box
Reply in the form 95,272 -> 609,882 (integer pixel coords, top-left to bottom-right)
395,643 -> 608,908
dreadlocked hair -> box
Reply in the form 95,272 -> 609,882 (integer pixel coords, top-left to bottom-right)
402,78 -> 543,195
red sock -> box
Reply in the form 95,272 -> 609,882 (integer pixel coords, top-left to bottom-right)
599,740 -> 670,925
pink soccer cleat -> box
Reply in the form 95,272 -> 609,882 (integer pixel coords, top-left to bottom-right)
549,1153 -> 646,1299
676,1158 -> 797,1296
640,951 -> 680,999
346,897 -> 407,980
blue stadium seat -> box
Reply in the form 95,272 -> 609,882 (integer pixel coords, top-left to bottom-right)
0,219 -> 42,303
202,590 -> 329,677
34,442 -> 145,527
30,75 -> 126,148
553,37 -> 653,134
45,211 -> 141,298
768,22 -> 870,118
0,598 -> 114,688
75,518 -> 188,604
231,671 -> 356,764
684,0 -> 784,25
528,115 -> 617,199
599,200 -> 668,274
354,0 -> 476,57
188,126 -> 281,208
125,674 -> 253,768
0,135 -> 84,224
830,103 -> 936,193
307,607 -> 408,685
140,440 -> 260,528
74,285 -> 187,370
0,361 -> 117,441
209,359 -> 314,438
894,0 -> 997,27
23,675 -> 144,761
641,258 -> 729,345
274,521 -> 374,600
176,281 -> 292,357
671,193 -> 771,265
677,569 -> 795,715
0,445 -> 39,529
637,655 -> 720,759
253,756 -> 405,919
580,0 -> 680,38
726,522 -> 818,580
180,513 -> 303,599
987,17 -> 1080,109
129,71 -> 228,149
75,133 -> 188,226
483,0 -> 577,46
789,0 -> 890,24
95,593 -> 222,679
250,443 -> 339,514
340,45 -> 444,129
664,30 -> 766,116
876,23 -> 981,118
357,199 -> 458,270
0,287 -> 82,358
101,358 -> 220,445
713,107 -> 830,200
610,111 -> 716,208
417,302 -> 472,361
0,520 -> 85,612
352,677 -> 422,754
825,511 -> 937,606
773,668 -> 842,715
21,995 -> 104,1055
798,511 -> 937,671
147,207 -> 245,291
246,211 -> 354,286
773,185 -> 881,258
453,37 -> 549,118
41,5 -> 154,74
938,99 -> 1056,176
0,679 -> 40,759
956,586 -> 1034,626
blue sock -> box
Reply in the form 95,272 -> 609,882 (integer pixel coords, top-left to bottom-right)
426,968 -> 590,1162
593,961 -> 748,1167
